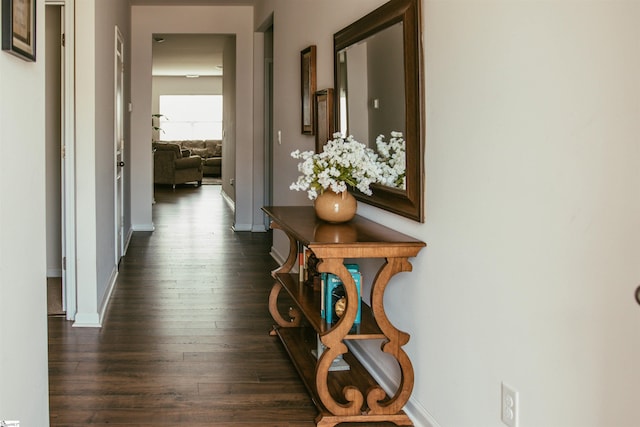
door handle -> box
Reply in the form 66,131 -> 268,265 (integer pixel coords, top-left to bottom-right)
635,285 -> 640,306
118,161 -> 125,167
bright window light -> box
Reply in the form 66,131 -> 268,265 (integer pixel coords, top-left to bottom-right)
159,95 -> 223,140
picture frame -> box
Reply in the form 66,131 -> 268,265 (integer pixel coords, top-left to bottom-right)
2,0 -> 36,62
314,88 -> 334,153
300,45 -> 316,135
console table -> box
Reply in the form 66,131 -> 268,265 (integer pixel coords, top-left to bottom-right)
263,206 -> 426,427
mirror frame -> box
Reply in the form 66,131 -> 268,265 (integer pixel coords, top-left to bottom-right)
334,0 -> 424,222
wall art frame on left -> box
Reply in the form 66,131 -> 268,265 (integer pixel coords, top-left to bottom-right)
2,0 -> 36,62
300,45 -> 316,134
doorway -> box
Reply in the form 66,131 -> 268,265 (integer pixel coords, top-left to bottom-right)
45,4 -> 64,316
45,0 -> 76,320
115,26 -> 125,265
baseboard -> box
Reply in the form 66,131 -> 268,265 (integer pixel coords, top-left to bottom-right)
269,246 -> 286,266
73,312 -> 101,327
232,223 -> 253,232
123,228 -> 133,255
131,223 -> 155,232
221,189 -> 235,212
47,268 -> 63,277
98,267 -> 118,325
348,342 -> 441,427
252,224 -> 267,232
72,267 -> 119,328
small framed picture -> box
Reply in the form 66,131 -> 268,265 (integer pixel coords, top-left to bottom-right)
300,45 -> 316,135
2,0 -> 36,61
314,88 -> 334,153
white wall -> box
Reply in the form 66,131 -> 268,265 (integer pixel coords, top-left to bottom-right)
131,5 -> 254,231
74,0 -> 130,326
0,0 -> 50,424
257,1 -> 640,426
416,1 -> 640,425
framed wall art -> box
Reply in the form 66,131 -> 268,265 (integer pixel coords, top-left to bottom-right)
300,45 -> 316,134
2,0 -> 36,61
314,88 -> 334,153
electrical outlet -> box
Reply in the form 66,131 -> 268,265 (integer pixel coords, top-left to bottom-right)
501,382 -> 518,427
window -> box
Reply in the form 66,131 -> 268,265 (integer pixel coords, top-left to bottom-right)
159,95 -> 223,140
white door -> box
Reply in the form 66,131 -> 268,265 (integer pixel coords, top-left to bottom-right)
115,27 -> 125,264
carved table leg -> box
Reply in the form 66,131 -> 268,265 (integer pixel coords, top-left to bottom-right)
316,259 -> 364,416
268,222 -> 302,333
366,257 -> 414,415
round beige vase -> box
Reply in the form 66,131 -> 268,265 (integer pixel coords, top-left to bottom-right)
314,190 -> 357,223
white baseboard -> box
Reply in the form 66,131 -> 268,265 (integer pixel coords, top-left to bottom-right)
232,223 -> 253,232
123,228 -> 133,255
252,224 -> 267,232
72,266 -> 119,328
97,267 -> 118,325
270,246 -> 286,266
73,312 -> 101,327
348,342 -> 441,427
131,223 -> 155,232
221,189 -> 235,212
47,268 -> 63,277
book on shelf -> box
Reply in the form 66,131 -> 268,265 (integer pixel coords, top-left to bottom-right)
322,263 -> 362,325
311,334 -> 350,371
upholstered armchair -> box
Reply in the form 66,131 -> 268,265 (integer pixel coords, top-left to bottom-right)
153,142 -> 203,188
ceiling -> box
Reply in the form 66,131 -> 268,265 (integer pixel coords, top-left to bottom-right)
131,0 -> 255,5
152,33 -> 233,77
139,0 -> 252,76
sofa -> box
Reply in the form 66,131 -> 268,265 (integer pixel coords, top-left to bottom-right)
158,140 -> 222,177
153,142 -> 203,188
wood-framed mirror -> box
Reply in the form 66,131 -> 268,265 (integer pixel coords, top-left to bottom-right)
334,0 -> 424,222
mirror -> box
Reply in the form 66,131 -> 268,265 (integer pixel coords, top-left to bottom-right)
334,0 -> 424,222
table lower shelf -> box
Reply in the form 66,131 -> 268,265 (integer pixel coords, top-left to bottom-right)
274,326 -> 413,427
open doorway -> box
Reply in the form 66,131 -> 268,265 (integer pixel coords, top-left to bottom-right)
151,34 -> 234,190
45,4 -> 64,316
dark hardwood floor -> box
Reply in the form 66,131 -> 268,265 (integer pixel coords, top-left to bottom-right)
48,184 -> 401,427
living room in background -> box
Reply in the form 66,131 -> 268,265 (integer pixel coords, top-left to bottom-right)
158,94 -> 223,140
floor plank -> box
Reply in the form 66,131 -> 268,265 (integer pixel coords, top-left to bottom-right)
48,184 -> 404,426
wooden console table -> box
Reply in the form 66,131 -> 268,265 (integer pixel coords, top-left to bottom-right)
263,206 -> 426,427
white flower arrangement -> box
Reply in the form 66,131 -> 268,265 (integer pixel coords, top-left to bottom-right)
290,132 -> 406,200
375,131 -> 406,190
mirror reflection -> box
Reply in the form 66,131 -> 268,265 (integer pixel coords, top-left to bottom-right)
333,0 -> 424,222
336,21 -> 406,190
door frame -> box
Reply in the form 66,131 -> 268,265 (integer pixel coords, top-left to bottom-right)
114,26 -> 125,265
46,0 -> 77,320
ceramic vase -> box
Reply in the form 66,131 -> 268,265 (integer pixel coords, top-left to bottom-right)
314,190 -> 357,223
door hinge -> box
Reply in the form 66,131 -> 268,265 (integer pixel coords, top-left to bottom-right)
61,33 -> 65,47
61,145 -> 66,159
62,257 -> 66,271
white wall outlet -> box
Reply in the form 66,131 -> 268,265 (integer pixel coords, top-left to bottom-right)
501,382 -> 519,427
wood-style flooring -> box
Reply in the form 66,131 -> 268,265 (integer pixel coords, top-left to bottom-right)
48,184 -> 400,427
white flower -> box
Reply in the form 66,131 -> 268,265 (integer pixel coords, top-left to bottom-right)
375,132 -> 407,190
290,132 -> 406,200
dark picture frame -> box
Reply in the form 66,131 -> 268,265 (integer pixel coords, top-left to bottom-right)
300,45 -> 316,134
2,0 -> 36,62
314,88 -> 334,153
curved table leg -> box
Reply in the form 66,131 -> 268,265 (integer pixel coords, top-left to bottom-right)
268,222 -> 302,333
366,257 -> 415,415
315,259 -> 364,416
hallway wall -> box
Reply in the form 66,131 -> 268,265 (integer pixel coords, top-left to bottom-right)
256,1 -> 640,426
0,0 -> 49,424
